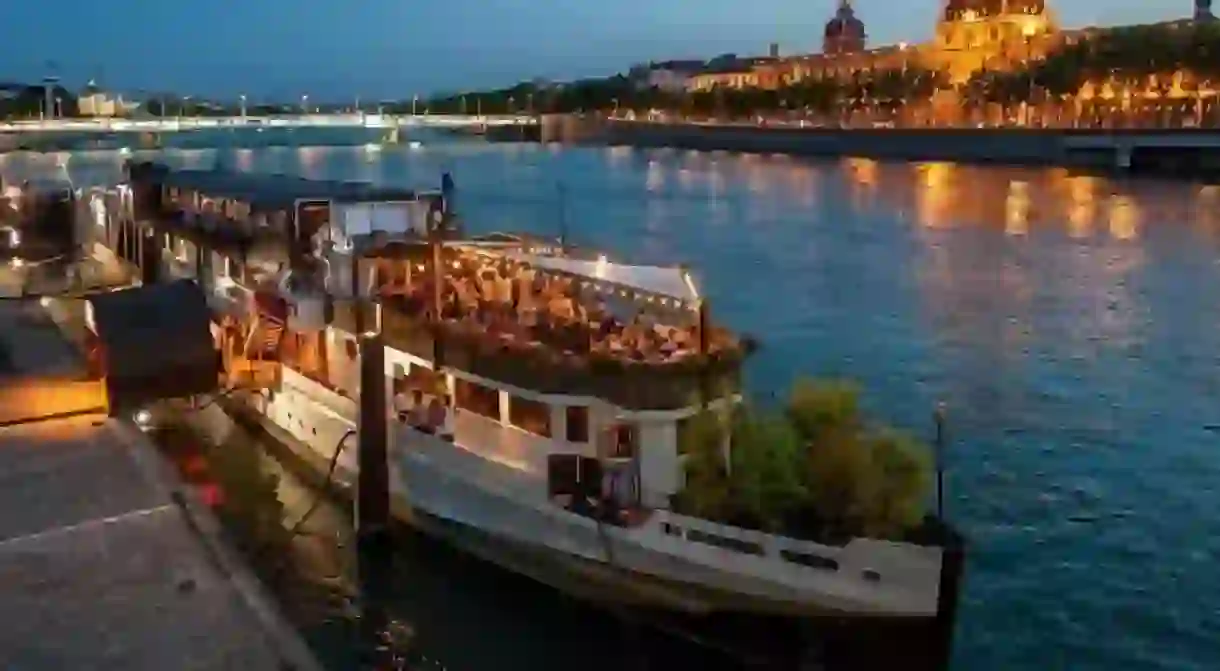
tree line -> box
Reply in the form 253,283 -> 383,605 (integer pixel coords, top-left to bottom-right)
0,84 -> 79,119
965,20 -> 1220,106
422,21 -> 1220,117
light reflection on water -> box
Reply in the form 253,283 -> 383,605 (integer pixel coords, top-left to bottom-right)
9,136 -> 1220,670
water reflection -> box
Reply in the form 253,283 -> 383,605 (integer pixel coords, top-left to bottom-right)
13,135 -> 1220,670
153,404 -> 790,671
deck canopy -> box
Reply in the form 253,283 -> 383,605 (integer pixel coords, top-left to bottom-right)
494,250 -> 700,305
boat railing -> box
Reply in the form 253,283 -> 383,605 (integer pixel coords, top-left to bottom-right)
331,302 -> 745,410
643,509 -> 943,591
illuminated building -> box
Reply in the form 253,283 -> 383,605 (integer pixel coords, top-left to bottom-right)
685,1 -> 1069,92
823,1 -> 867,56
78,80 -> 129,118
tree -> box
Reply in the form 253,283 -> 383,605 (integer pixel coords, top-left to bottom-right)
676,410 -> 734,522
676,377 -> 935,542
0,84 -> 78,119
861,429 -> 932,538
725,408 -> 806,531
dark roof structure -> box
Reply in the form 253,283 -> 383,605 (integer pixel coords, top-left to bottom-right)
87,279 -> 220,410
133,162 -> 426,211
825,1 -> 866,38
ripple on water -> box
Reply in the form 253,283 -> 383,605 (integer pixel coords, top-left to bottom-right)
38,139 -> 1220,671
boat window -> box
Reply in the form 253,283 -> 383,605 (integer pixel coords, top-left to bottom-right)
686,529 -> 764,556
779,549 -> 840,571
565,406 -> 589,443
607,423 -> 637,459
509,395 -> 551,438
455,379 -> 500,421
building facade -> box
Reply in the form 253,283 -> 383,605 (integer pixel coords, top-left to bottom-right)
686,0 -> 1067,92
78,80 -> 128,117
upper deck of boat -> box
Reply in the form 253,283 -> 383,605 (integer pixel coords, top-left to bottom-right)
128,164 -> 750,410
135,162 -> 427,212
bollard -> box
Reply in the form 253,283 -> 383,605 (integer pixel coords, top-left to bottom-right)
355,331 -> 389,540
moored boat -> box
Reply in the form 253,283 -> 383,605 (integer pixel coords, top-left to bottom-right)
108,161 -> 965,668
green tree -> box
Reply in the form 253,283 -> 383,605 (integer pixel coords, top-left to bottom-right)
861,429 -> 932,538
677,378 -> 934,542
675,410 -> 733,521
725,408 -> 806,531
785,378 -> 862,445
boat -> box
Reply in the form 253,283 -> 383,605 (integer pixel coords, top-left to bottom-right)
100,161 -> 965,667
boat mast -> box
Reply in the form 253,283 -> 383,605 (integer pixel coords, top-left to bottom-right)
557,181 -> 568,252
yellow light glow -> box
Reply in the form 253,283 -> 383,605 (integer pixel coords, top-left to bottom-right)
682,271 -> 699,301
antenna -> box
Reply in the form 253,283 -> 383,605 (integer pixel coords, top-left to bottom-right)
934,402 -> 948,520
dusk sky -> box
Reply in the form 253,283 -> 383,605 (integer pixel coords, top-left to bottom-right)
0,2 -> 1187,101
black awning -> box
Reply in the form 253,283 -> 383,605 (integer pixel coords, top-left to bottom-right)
87,279 -> 220,410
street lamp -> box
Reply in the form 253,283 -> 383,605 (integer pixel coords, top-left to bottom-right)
412,95 -> 418,117
1021,23 -> 1038,128
239,94 -> 247,120
301,94 -> 309,115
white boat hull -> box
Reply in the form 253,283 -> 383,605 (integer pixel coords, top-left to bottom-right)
224,372 -> 947,622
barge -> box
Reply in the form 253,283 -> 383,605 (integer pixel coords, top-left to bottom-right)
87,161 -> 965,668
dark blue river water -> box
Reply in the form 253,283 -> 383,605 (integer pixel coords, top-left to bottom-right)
7,130 -> 1220,670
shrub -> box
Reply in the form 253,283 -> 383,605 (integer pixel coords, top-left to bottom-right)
677,378 -> 933,542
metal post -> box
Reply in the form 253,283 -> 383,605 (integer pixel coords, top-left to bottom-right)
934,402 -> 947,520
557,182 -> 568,250
356,329 -> 389,540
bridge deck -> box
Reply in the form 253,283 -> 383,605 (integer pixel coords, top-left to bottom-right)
0,113 -> 537,133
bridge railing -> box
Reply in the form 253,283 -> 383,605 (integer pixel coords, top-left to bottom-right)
0,113 -> 537,132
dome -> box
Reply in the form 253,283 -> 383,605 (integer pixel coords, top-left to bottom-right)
943,0 -> 1044,22
824,1 -> 865,40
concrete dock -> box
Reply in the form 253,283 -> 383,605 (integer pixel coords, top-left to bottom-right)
0,300 -> 322,670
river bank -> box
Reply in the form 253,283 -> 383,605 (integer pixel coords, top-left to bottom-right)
541,119 -> 1220,178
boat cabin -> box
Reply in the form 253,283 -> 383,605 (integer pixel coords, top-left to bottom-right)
124,163 -> 750,512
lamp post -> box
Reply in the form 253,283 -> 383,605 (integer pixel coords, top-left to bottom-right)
1021,24 -> 1037,128
301,94 -> 309,116
412,95 -> 418,117
934,403 -> 948,520
239,94 -> 247,121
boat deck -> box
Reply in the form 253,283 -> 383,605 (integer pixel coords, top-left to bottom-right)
402,411 -> 552,504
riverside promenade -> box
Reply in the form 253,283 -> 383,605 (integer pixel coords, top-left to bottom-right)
569,119 -> 1220,175
0,299 -> 323,671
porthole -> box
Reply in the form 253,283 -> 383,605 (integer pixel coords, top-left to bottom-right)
862,569 -> 881,582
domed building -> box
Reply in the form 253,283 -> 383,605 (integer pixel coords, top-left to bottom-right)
932,0 -> 1058,82
823,0 -> 867,55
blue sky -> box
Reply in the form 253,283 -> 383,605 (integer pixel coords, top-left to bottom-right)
0,1 -> 1186,101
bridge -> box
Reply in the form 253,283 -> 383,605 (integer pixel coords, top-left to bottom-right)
0,113 -> 537,133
